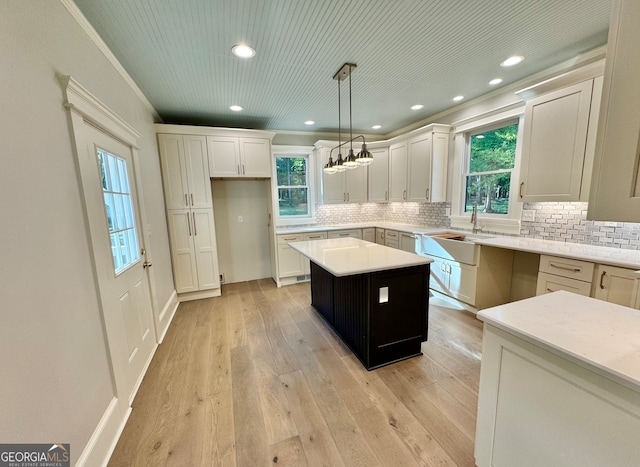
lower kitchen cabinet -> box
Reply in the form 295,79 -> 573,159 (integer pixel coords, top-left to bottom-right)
593,264 -> 639,307
399,232 -> 418,253
362,227 -> 376,243
276,231 -> 328,285
166,208 -> 220,294
385,230 -> 399,249
327,229 -> 362,239
536,255 -> 594,297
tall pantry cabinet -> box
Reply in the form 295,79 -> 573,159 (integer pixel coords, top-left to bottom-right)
158,133 -> 221,299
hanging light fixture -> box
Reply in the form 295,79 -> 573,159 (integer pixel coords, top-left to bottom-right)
325,63 -> 373,174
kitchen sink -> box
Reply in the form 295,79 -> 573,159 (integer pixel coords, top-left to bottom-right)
419,231 -> 494,265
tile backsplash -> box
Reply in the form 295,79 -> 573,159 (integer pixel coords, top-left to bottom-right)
312,201 -> 640,251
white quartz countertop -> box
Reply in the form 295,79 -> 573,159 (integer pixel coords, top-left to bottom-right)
276,222 -> 441,236
289,237 -> 433,277
478,291 -> 640,392
475,236 -> 640,269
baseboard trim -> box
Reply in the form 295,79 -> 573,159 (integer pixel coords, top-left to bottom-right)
157,290 -> 178,344
76,397 -> 131,467
177,287 -> 221,302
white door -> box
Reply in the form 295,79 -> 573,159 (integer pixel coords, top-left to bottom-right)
81,124 -> 156,404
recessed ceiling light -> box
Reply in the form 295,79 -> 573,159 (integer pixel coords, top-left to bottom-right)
411,104 -> 424,110
304,120 -> 315,125
489,78 -> 503,85
231,44 -> 256,58
453,95 -> 464,102
500,55 -> 524,67
229,105 -> 243,112
372,124 -> 382,130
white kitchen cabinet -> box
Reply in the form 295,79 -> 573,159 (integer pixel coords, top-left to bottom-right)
384,230 -> 399,249
362,227 -> 375,243
399,232 -> 418,253
588,0 -> 640,223
367,147 -> 390,202
277,231 -> 328,281
166,209 -> 220,293
517,63 -> 604,203
389,143 -> 408,202
593,264 -> 639,307
536,255 -> 594,297
407,127 -> 449,202
375,228 -> 385,244
316,144 -> 368,204
327,229 -> 362,239
389,124 -> 450,203
208,136 -> 271,178
158,134 -> 212,209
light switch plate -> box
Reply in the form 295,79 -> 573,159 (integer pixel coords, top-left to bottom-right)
522,210 -> 535,222
379,286 -> 389,304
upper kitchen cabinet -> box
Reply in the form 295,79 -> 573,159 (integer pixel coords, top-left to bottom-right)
389,124 -> 451,202
315,142 -> 368,204
367,147 -> 390,203
588,0 -> 640,222
516,61 -> 604,203
208,136 -> 272,178
158,133 -> 212,209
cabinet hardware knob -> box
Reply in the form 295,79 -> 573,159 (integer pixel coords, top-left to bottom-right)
192,212 -> 197,235
426,188 -> 429,199
185,193 -> 188,206
190,193 -> 194,206
385,191 -> 388,201
143,261 -> 153,269
599,271 -> 606,289
519,182 -> 524,198
242,164 -> 245,175
548,263 -> 581,273
187,214 -> 191,236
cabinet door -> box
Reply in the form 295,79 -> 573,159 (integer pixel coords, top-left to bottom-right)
368,148 -> 390,202
183,135 -> 212,208
240,138 -> 271,177
362,228 -> 376,243
191,209 -> 220,290
345,163 -> 368,203
588,0 -> 640,222
593,264 -> 638,307
389,143 -> 408,201
407,133 -> 432,201
430,131 -> 449,202
519,79 -> 594,202
158,134 -> 190,209
399,232 -> 417,253
322,169 -> 346,204
208,136 -> 241,177
429,258 -> 449,294
375,228 -> 385,244
449,262 -> 478,305
277,244 -> 304,277
166,209 -> 198,293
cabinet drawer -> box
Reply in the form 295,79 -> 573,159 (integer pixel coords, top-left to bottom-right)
327,229 -> 362,239
536,272 -> 592,297
539,255 -> 594,282
302,232 -> 327,241
277,234 -> 303,245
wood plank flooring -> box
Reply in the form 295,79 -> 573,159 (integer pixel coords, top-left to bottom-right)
108,280 -> 483,467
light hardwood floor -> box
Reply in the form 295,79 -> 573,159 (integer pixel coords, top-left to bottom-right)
108,279 -> 483,467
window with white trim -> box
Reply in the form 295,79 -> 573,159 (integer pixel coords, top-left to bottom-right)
272,146 -> 316,226
463,120 -> 518,216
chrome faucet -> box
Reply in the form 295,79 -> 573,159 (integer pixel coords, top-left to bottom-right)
471,201 -> 481,234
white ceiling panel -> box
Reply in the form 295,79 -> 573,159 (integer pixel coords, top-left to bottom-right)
73,0 -> 612,134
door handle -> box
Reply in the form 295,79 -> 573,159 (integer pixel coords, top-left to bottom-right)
143,261 -> 153,269
599,271 -> 606,289
186,213 -> 191,236
184,193 -> 188,206
192,212 -> 197,235
190,193 -> 194,206
519,182 -> 524,198
425,188 -> 429,199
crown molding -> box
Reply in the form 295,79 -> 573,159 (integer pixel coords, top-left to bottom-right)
60,0 -> 162,122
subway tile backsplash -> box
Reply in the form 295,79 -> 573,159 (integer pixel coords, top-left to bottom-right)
313,201 -> 640,251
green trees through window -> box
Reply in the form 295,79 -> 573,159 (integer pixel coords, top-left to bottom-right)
465,123 -> 518,214
276,156 -> 309,216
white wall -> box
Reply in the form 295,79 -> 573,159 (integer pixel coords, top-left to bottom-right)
0,1 -> 174,463
212,180 -> 272,283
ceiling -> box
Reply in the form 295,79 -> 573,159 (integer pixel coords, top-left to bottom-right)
73,0 -> 612,135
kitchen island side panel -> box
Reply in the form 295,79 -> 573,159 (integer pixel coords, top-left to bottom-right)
310,261 -> 334,324
333,273 -> 370,365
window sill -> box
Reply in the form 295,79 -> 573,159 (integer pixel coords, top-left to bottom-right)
450,215 -> 521,236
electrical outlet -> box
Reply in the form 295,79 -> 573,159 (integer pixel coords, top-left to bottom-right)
219,273 -> 225,283
521,210 -> 535,222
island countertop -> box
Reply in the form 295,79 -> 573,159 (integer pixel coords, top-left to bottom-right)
477,290 -> 640,392
289,237 -> 433,277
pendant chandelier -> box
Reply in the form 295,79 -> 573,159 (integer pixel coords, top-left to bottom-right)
323,63 -> 373,174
